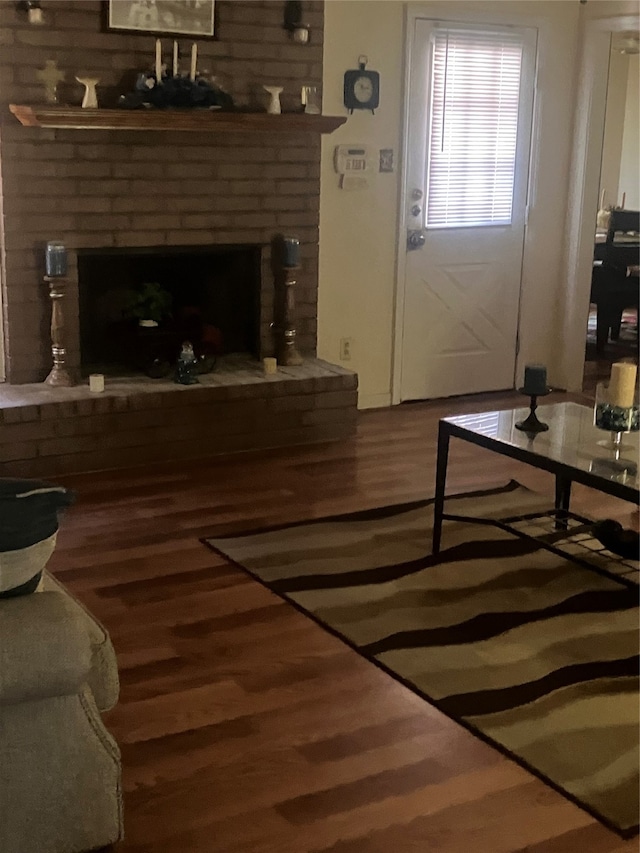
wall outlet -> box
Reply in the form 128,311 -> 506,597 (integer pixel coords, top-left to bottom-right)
339,338 -> 352,360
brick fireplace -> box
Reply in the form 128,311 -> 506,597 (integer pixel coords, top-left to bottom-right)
0,1 -> 358,476
0,0 -> 327,384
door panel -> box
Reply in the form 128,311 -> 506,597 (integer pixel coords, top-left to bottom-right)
399,19 -> 537,402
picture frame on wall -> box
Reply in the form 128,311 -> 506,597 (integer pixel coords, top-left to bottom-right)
106,0 -> 216,38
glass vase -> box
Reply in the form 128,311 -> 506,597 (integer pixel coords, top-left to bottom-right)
593,381 -> 639,452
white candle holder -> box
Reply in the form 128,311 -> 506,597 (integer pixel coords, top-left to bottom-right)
76,76 -> 100,109
263,86 -> 283,114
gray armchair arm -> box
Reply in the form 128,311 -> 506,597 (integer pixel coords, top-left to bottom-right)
0,591 -> 92,705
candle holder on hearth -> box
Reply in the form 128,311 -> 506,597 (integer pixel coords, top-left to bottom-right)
593,381 -> 639,452
279,266 -> 303,366
275,236 -> 303,367
43,275 -> 74,387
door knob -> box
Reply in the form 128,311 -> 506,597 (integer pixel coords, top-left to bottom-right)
412,188 -> 423,200
411,204 -> 422,217
407,230 -> 426,250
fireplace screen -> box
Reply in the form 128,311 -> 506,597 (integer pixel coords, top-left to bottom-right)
77,244 -> 261,376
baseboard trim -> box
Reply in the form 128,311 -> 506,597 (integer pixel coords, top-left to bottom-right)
358,392 -> 392,410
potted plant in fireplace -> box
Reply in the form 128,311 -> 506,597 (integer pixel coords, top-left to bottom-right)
124,281 -> 173,328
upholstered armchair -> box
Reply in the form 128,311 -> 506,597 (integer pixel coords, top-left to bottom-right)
0,478 -> 122,853
0,572 -> 123,853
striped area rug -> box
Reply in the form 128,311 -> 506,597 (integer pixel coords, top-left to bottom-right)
204,481 -> 640,837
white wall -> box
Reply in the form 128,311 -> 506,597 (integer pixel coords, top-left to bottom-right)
599,49 -> 629,211
319,1 -> 403,409
320,1 -> 583,408
620,54 -> 640,209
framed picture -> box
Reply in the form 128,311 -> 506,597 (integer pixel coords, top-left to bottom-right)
106,1 -> 216,38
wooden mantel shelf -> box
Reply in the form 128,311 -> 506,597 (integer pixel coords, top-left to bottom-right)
9,104 -> 347,134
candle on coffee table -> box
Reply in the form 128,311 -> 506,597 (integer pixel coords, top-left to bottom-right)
608,362 -> 637,408
522,364 -> 548,396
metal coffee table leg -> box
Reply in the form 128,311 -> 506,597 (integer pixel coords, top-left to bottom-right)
433,421 -> 450,555
555,474 -> 572,530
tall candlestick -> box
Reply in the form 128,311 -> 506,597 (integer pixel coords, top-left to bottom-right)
278,267 -> 303,366
190,43 -> 197,81
173,40 -> 178,76
608,362 -> 637,408
155,38 -> 162,81
44,274 -> 74,387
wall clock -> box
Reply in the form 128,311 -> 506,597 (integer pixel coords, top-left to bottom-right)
343,56 -> 380,114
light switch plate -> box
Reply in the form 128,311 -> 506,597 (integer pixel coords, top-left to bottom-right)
379,148 -> 394,172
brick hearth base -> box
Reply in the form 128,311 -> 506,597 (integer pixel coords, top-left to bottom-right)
0,357 -> 358,477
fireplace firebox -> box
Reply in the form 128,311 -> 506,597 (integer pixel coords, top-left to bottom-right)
78,244 -> 262,375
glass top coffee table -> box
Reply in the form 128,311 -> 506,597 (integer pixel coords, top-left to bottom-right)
432,401 -> 639,561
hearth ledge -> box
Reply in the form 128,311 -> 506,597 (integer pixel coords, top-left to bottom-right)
0,358 -> 358,477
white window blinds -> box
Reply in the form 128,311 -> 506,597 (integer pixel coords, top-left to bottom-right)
426,29 -> 524,229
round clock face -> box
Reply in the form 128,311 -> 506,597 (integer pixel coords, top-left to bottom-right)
354,75 -> 374,103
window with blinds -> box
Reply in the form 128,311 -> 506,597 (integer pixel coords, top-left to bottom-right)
425,29 -> 524,229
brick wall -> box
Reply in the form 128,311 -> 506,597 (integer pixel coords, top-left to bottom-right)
0,0 -> 325,384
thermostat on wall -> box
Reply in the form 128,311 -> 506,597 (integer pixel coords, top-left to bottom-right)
334,144 -> 370,174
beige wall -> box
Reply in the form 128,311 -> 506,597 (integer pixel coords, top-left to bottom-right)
320,1 -> 581,407
319,1 -> 403,408
600,50 -> 639,212
599,49 -> 629,211
620,54 -> 640,209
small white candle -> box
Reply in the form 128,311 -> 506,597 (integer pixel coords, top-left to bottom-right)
190,43 -> 197,81
155,38 -> 162,81
608,362 -> 637,408
263,357 -> 277,376
173,40 -> 178,76
89,373 -> 105,393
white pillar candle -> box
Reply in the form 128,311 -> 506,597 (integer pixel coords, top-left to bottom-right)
263,357 -> 277,375
608,362 -> 637,408
89,373 -> 105,393
190,43 -> 197,81
173,40 -> 178,76
155,38 -> 162,81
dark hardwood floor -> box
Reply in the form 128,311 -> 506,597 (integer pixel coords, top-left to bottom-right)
50,390 -> 637,853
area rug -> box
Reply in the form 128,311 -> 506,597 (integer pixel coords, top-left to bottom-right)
203,481 -> 640,837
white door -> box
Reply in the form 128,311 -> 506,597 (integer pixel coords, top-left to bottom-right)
398,19 -> 537,401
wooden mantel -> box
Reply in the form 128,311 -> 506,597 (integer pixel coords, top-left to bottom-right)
9,105 -> 347,134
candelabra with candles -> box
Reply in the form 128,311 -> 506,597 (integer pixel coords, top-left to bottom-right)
43,241 -> 74,387
277,236 -> 303,366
